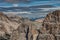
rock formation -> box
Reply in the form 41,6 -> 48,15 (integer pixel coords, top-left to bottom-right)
41,10 -> 60,40
0,12 -> 40,40
0,10 -> 60,40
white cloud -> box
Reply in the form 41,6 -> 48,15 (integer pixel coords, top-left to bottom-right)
3,11 -> 32,15
37,7 -> 60,12
13,4 -> 19,7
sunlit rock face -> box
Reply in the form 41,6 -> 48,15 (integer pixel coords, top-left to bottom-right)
1,10 -> 60,40
0,12 -> 31,40
40,10 -> 60,40
0,12 -> 40,40
43,10 -> 60,34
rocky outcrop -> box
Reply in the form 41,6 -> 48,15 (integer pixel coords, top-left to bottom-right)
43,10 -> 60,34
39,10 -> 60,40
1,10 -> 60,40
0,12 -> 30,40
0,12 -> 40,40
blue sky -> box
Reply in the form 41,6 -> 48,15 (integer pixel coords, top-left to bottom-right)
0,0 -> 60,19
0,0 -> 60,7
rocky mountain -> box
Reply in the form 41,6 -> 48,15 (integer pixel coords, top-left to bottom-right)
1,10 -> 60,40
0,12 -> 42,40
42,10 -> 60,40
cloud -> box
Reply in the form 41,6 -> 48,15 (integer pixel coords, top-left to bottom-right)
3,11 -> 32,15
29,5 -> 55,8
0,1 -> 60,7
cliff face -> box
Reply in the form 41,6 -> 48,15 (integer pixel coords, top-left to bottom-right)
43,10 -> 60,34
1,10 -> 60,40
41,10 -> 60,40
0,12 -> 41,40
0,12 -> 27,40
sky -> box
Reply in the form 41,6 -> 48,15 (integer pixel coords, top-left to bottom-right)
0,0 -> 60,19
0,0 -> 60,7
